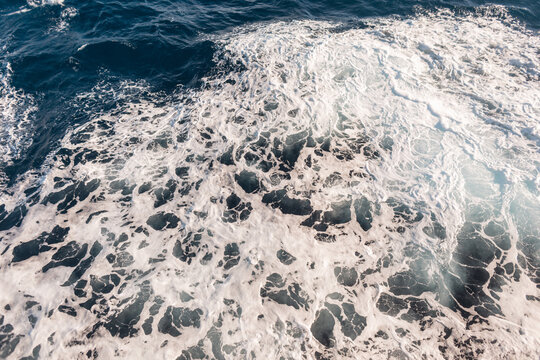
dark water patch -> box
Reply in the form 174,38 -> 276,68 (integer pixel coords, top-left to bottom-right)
423,213 -> 447,240
387,198 -> 424,225
138,182 -> 152,194
173,232 -> 201,264
154,179 -> 177,208
377,293 -> 408,317
104,281 -> 153,338
377,293 -> 439,323
516,234 -> 540,286
158,306 -> 203,337
109,179 -> 136,196
177,343 -> 208,360
222,193 -> 252,222
62,240 -> 103,286
235,170 -> 261,194
273,130 -> 308,170
454,222 -> 499,266
12,240 -> 50,263
222,243 -> 240,270
218,147 -> 235,166
42,178 -> 100,213
299,200 -> 352,232
42,241 -> 88,272
90,274 -> 120,294
260,273 -> 310,310
388,269 -> 435,297
315,233 -> 336,243
324,298 -> 366,340
323,200 -> 352,225
354,197 -> 373,231
0,320 -> 23,358
74,280 -> 88,298
334,267 -> 358,287
276,249 -> 296,265
310,309 -> 335,348
58,305 -> 77,317
0,205 -> 27,232
146,212 -> 180,230
111,251 -> 134,268
262,189 -> 312,215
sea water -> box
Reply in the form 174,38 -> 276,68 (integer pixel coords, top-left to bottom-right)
0,1 -> 539,359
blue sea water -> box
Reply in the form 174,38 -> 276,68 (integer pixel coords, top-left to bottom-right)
0,0 -> 539,359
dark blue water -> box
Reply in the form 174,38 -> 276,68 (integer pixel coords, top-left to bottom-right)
0,0 -> 538,185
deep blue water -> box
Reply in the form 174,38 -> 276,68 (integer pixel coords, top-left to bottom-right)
0,0 -> 538,185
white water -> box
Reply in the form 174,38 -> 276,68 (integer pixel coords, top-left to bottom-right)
0,8 -> 539,360
0,59 -> 36,187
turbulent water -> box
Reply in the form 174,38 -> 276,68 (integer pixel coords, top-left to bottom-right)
0,1 -> 539,359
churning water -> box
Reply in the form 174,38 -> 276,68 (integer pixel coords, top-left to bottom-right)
0,1 -> 539,359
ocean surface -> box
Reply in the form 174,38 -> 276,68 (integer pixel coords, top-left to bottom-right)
0,0 -> 539,358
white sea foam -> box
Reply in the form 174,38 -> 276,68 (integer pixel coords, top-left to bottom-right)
2,0 -> 65,17
26,0 -> 65,7
0,7 -> 539,360
51,7 -> 78,32
0,60 -> 37,187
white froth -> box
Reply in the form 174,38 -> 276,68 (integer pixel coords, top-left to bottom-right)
0,60 -> 37,186
1,7 -> 539,360
26,0 -> 64,7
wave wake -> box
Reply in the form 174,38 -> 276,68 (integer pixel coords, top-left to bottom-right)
0,7 -> 539,359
